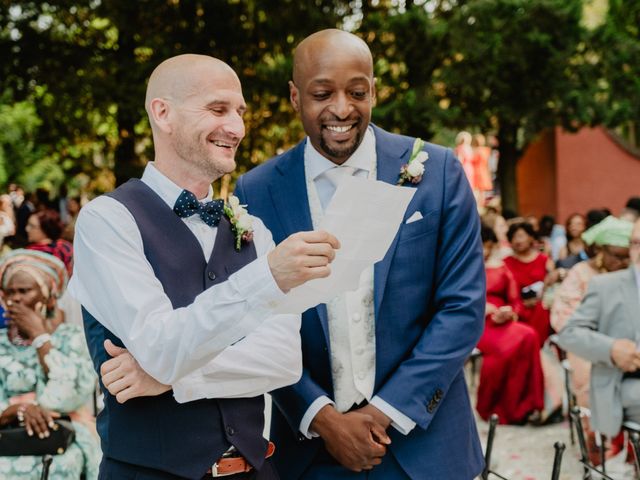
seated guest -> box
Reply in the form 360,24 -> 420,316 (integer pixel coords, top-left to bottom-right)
557,218 -> 638,438
25,210 -> 73,276
476,225 -> 544,424
504,222 -> 553,347
0,249 -> 99,479
556,213 -> 587,269
551,216 -> 635,406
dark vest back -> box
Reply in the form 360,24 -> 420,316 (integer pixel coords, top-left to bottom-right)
82,179 -> 266,479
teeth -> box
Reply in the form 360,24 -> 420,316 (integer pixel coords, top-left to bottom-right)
326,125 -> 352,133
213,141 -> 232,148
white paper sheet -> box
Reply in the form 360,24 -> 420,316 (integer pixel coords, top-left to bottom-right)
276,176 -> 416,314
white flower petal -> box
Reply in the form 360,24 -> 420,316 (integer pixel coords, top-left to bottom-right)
414,151 -> 429,164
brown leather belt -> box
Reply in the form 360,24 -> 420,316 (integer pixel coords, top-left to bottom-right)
206,442 -> 275,478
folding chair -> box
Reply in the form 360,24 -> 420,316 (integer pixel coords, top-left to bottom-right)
570,406 -> 614,480
482,413 -> 567,480
468,347 -> 482,388
623,420 -> 640,479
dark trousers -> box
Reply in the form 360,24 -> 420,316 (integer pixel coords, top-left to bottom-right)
99,456 -> 279,480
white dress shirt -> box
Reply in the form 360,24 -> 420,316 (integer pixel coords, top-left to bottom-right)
69,163 -> 301,401
298,128 -> 416,437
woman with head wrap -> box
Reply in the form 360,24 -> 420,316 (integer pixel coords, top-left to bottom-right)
0,249 -> 99,479
550,216 -> 632,462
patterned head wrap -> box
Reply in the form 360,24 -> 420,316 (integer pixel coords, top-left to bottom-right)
581,215 -> 633,248
0,249 -> 68,300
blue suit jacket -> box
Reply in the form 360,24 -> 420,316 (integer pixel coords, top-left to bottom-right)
236,125 -> 486,479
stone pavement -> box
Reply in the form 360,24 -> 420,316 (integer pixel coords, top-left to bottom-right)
469,363 -> 635,480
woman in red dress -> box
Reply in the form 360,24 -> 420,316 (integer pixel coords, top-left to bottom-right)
503,222 -> 553,348
476,225 -> 545,424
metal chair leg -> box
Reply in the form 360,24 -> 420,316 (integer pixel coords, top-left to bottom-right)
40,455 -> 53,480
571,407 -> 593,480
483,414 -> 499,480
596,431 -> 606,474
630,431 -> 640,478
550,442 -> 566,480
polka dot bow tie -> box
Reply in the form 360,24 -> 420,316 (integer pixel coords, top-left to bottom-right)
173,189 -> 224,227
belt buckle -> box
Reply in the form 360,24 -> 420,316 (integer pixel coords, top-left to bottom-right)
210,462 -> 236,478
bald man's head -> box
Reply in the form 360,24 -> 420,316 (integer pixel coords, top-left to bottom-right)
144,54 -> 246,182
289,29 -> 375,165
145,54 -> 240,119
292,29 -> 373,86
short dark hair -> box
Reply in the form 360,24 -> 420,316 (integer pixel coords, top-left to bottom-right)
34,210 -> 63,240
625,196 -> 640,214
481,223 -> 498,244
586,209 -> 609,229
507,221 -> 536,243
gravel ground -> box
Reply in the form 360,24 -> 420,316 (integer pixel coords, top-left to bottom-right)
469,365 -> 636,480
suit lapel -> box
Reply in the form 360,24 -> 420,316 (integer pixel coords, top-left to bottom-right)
269,141 -> 330,342
268,142 -> 314,236
372,125 -> 412,316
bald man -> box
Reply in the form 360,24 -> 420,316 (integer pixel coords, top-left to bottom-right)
235,30 -> 485,479
69,54 -> 339,479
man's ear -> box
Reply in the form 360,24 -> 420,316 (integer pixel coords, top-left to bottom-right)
149,98 -> 172,134
371,77 -> 377,107
289,81 -> 300,113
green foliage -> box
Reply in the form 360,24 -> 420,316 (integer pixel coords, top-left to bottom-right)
0,0 -> 638,207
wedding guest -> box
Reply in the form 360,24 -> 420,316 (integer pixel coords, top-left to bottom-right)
25,210 -> 73,276
0,249 -> 99,479
454,131 -> 474,187
470,134 -> 492,204
476,225 -> 544,425
0,193 -> 16,252
557,218 -> 639,438
504,222 -> 553,347
557,213 -> 587,266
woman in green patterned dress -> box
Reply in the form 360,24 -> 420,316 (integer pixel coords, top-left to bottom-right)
0,249 -> 99,479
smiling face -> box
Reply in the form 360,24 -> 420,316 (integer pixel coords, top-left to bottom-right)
290,30 -> 375,165
146,55 -> 246,181
171,67 -> 246,178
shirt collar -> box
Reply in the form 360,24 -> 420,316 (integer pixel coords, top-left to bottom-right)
141,162 -> 214,209
304,127 -> 376,181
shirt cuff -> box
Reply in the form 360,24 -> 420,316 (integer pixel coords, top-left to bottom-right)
299,396 -> 334,439
228,253 -> 285,311
370,396 -> 416,435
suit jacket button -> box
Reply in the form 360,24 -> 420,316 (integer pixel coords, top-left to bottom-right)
435,388 -> 444,399
297,434 -> 306,442
208,271 -> 217,281
226,426 -> 235,436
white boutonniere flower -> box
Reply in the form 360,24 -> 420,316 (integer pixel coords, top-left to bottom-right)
224,195 -> 254,251
398,138 -> 428,185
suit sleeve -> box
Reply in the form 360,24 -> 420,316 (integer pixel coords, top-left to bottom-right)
374,148 -> 486,431
557,278 -> 616,366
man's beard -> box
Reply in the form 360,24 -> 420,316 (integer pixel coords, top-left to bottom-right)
173,127 -> 227,179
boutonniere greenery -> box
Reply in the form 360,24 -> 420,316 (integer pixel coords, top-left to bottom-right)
224,196 -> 254,251
397,138 -> 428,186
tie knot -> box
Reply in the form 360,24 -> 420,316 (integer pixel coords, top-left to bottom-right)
173,189 -> 224,227
324,165 -> 357,189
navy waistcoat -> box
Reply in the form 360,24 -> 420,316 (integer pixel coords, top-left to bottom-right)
82,179 -> 266,479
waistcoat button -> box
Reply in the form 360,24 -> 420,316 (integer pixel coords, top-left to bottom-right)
208,271 -> 217,281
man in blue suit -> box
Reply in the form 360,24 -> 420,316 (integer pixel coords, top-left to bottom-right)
234,29 -> 486,479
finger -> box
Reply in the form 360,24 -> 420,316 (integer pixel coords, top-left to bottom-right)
369,423 -> 391,445
104,339 -> 128,358
101,358 -> 128,382
304,265 -> 331,280
300,254 -> 331,268
296,230 -> 341,249
115,386 -> 138,404
298,242 -> 337,262
107,375 -> 134,397
32,411 -> 49,438
25,417 -> 35,436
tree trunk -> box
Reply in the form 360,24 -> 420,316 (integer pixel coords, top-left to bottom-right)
497,125 -> 520,215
